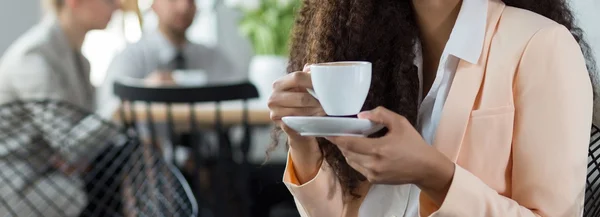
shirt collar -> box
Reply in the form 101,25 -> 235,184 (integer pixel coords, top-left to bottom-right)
445,0 -> 488,64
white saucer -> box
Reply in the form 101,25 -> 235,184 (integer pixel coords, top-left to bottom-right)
281,116 -> 385,137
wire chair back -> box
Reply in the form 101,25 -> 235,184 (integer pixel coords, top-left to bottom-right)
0,100 -> 197,217
586,124 -> 600,217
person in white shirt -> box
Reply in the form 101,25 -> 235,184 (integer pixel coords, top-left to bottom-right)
99,0 -> 242,102
0,0 -> 118,216
98,0 -> 244,183
97,0 -> 244,123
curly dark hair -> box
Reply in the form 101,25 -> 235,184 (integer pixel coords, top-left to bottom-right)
270,0 -> 598,197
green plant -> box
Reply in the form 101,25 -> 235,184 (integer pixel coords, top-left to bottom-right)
237,0 -> 300,57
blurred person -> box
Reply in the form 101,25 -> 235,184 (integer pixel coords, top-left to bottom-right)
98,0 -> 243,115
268,0 -> 597,216
0,0 -> 117,110
0,0 -> 118,216
97,0 -> 243,183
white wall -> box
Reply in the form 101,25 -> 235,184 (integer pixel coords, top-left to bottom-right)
571,0 -> 600,70
0,0 -> 41,55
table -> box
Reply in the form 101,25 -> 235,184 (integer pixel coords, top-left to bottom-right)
113,100 -> 276,160
112,100 -> 292,217
114,100 -> 272,127
112,100 -> 287,161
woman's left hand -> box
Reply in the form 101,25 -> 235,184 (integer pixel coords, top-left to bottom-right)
326,106 -> 455,204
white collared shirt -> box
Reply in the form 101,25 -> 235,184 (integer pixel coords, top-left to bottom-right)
96,30 -> 246,118
416,0 -> 487,146
359,0 -> 488,216
111,30 -> 243,80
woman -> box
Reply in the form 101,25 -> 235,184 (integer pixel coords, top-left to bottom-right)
268,0 -> 597,216
0,0 -> 118,109
0,0 -> 118,216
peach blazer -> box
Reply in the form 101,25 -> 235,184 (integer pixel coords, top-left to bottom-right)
283,1 -> 594,216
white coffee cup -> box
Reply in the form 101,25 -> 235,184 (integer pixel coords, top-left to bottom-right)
308,61 -> 372,116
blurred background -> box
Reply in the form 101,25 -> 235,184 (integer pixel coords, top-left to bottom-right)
1,0 -> 599,80
1,0 -> 275,86
0,0 -> 298,217
0,0 -> 599,217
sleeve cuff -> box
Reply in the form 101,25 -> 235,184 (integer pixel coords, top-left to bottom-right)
283,151 -> 302,185
283,150 -> 329,188
428,164 -> 498,216
282,150 -> 344,216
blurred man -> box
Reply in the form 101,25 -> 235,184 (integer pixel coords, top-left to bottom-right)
99,0 -> 241,96
97,0 -> 243,187
0,0 -> 119,216
97,0 -> 243,120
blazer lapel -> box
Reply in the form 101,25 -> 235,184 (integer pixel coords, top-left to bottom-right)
433,0 -> 505,162
47,20 -> 94,110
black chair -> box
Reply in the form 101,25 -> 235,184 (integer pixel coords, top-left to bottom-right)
586,124 -> 600,216
0,100 -> 197,217
113,81 -> 259,217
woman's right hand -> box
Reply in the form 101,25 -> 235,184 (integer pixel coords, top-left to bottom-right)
268,66 -> 325,145
268,66 -> 325,182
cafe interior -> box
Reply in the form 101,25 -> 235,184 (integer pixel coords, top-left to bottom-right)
0,0 -> 599,217
0,0 -> 295,216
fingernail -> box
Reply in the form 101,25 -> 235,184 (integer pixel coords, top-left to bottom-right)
357,111 -> 371,118
303,64 -> 312,72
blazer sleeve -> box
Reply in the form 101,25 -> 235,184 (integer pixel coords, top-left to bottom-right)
283,151 -> 345,217
2,54 -> 114,165
430,25 -> 592,217
4,54 -> 68,103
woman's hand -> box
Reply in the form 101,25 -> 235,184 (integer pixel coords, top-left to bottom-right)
268,65 -> 326,147
268,65 -> 326,183
326,106 -> 455,205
